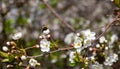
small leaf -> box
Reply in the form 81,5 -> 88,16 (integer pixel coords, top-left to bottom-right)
20,49 -> 26,55
50,42 -> 54,48
70,63 -> 76,67
8,54 -> 15,62
2,58 -> 9,62
0,51 -> 8,58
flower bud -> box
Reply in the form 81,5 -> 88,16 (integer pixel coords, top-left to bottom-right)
2,46 -> 8,52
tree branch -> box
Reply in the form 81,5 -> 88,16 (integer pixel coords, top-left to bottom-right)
94,12 -> 120,41
41,0 -> 74,32
27,47 -> 74,58
49,47 -> 73,54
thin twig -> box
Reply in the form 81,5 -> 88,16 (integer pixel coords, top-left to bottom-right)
49,47 -> 73,54
27,54 -> 44,58
27,47 -> 74,58
41,0 -> 74,32
94,12 -> 120,41
25,46 -> 34,50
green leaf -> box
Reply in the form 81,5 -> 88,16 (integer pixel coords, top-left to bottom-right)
8,54 -> 15,62
70,63 -> 76,67
2,58 -> 9,62
0,51 -> 8,58
50,42 -> 54,48
0,51 -> 15,62
20,49 -> 26,55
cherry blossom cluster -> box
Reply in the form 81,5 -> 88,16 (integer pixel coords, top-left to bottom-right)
1,27 -> 120,69
1,32 -> 40,68
64,29 -> 119,68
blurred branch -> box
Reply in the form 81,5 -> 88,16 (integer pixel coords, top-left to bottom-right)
25,46 -> 34,50
94,12 -> 120,41
41,0 -> 75,32
27,46 -> 74,58
49,46 -> 73,54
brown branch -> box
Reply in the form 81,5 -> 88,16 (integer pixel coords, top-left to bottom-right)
49,47 -> 73,54
27,47 -> 74,58
41,0 -> 74,32
94,12 -> 120,41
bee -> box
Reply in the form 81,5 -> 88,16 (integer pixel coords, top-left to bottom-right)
41,25 -> 50,35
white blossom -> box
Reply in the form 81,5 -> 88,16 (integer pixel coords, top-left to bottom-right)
74,37 -> 83,49
29,58 -> 40,67
89,47 -> 93,51
81,29 -> 96,41
111,54 -> 118,62
73,36 -> 84,53
51,58 -> 57,63
76,48 -> 82,53
64,33 -> 76,44
69,51 -> 76,63
90,62 -> 103,69
110,0 -> 114,2
35,44 -> 40,48
105,47 -> 108,50
2,46 -> 8,52
81,29 -> 96,48
104,53 -> 118,66
108,43 -> 113,49
6,41 -> 10,45
2,46 -> 9,52
110,34 -> 118,43
21,55 -> 27,60
60,54 -> 67,58
40,39 -> 50,52
12,32 -> 22,40
83,39 -> 91,48
99,36 -> 107,43
96,44 -> 100,48
90,56 -> 95,60
76,33 -> 80,36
